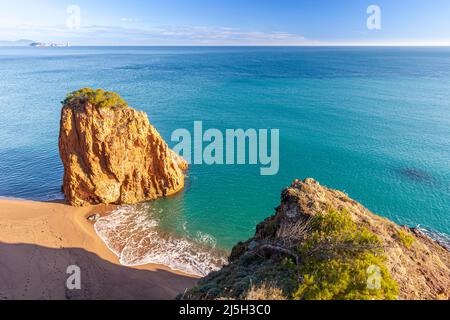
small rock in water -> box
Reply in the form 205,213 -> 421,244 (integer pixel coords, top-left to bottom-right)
87,213 -> 101,222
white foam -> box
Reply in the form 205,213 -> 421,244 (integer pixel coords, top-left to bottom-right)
416,226 -> 450,250
94,205 -> 227,277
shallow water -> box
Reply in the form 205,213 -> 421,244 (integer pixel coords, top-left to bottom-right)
94,204 -> 228,276
0,46 -> 449,274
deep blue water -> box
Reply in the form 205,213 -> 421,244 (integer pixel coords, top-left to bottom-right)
0,47 -> 449,257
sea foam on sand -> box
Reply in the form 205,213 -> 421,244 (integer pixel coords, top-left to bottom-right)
94,205 -> 228,277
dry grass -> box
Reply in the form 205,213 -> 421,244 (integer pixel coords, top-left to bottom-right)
276,217 -> 311,248
396,228 -> 415,249
244,283 -> 287,300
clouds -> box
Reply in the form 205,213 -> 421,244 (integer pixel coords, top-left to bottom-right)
134,25 -> 306,44
120,18 -> 140,23
4,23 -> 449,46
0,23 -> 306,45
2,0 -> 450,46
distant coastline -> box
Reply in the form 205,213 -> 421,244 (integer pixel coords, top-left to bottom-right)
0,39 -> 35,47
0,39 -> 70,47
3,39 -> 450,48
29,42 -> 71,48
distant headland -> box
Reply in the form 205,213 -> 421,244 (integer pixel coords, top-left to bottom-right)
0,40 -> 70,47
0,39 -> 35,46
30,42 -> 70,48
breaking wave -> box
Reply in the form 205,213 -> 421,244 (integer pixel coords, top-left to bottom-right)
94,205 -> 228,277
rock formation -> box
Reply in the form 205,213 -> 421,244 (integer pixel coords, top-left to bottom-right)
181,179 -> 450,300
59,88 -> 187,207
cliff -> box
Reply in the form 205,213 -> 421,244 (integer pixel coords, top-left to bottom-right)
181,179 -> 450,300
59,88 -> 187,207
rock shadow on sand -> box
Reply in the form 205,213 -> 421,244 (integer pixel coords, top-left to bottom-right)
0,242 -> 197,300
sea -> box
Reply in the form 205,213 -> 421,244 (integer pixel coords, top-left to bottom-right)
0,46 -> 449,276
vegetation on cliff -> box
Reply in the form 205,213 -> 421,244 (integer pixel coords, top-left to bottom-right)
293,209 -> 398,300
63,88 -> 128,110
180,179 -> 450,300
396,229 -> 415,249
181,208 -> 397,300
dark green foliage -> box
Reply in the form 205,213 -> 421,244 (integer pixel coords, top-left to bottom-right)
178,252 -> 297,300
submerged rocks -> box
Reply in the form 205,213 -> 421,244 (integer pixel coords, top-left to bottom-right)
59,88 -> 187,207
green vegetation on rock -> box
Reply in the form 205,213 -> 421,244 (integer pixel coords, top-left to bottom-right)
396,229 -> 415,249
181,179 -> 449,301
181,208 -> 399,300
293,209 -> 398,300
63,88 -> 128,109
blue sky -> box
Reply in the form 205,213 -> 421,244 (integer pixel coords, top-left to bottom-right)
1,0 -> 450,45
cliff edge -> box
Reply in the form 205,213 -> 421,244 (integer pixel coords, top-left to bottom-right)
182,178 -> 450,300
59,88 -> 187,207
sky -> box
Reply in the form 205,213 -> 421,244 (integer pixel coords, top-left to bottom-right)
1,0 -> 450,45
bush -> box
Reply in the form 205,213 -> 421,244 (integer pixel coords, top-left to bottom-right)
293,209 -> 398,300
396,229 -> 415,249
244,283 -> 287,300
63,88 -> 128,109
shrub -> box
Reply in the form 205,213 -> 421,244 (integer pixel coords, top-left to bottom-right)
63,88 -> 128,109
396,229 -> 415,249
293,209 -> 398,300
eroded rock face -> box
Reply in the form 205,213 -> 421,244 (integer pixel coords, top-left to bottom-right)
59,89 -> 187,207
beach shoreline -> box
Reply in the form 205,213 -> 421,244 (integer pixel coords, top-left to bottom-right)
0,198 -> 198,300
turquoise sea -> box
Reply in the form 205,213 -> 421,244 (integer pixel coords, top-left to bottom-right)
0,47 -> 449,275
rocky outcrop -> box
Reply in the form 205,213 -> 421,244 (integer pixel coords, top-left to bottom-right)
59,88 -> 187,207
182,179 -> 450,300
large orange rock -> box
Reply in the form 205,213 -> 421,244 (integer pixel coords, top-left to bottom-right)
58,88 -> 187,207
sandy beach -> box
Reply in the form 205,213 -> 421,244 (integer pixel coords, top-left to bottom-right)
0,198 -> 198,300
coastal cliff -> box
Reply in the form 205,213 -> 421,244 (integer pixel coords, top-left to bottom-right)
59,88 -> 187,207
182,179 -> 450,300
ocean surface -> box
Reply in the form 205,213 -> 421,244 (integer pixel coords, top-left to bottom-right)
0,46 -> 449,275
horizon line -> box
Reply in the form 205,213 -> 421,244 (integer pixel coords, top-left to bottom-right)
13,44 -> 450,47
